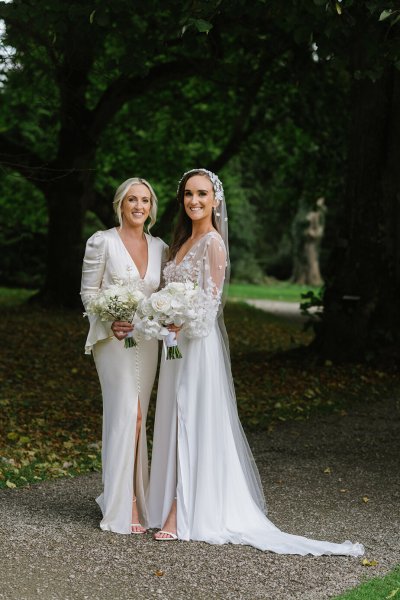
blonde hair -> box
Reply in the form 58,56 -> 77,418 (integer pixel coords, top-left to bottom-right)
113,178 -> 158,231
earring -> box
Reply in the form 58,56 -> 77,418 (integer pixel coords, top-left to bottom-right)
213,206 -> 221,217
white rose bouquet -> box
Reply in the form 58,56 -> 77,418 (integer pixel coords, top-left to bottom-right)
84,280 -> 145,348
134,281 -> 216,359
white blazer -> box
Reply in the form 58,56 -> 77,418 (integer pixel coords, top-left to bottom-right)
80,227 -> 168,354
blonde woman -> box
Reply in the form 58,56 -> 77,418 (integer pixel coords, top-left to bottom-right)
81,178 -> 167,534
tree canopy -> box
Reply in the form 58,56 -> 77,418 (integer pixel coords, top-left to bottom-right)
0,0 -> 399,359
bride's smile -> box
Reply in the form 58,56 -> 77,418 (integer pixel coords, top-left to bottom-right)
184,174 -> 218,222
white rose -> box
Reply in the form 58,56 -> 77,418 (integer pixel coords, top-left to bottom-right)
138,299 -> 153,317
151,293 -> 172,314
130,290 -> 145,304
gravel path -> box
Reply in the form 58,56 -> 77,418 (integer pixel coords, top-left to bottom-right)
1,394 -> 399,600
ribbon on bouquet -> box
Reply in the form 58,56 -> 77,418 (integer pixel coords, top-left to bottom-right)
162,330 -> 183,360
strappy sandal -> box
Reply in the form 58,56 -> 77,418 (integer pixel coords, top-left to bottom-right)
131,523 -> 147,534
131,498 -> 147,534
153,530 -> 178,541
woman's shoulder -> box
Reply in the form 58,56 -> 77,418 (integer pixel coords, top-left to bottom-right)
86,227 -> 116,241
84,228 -> 116,253
202,231 -> 225,252
147,234 -> 168,251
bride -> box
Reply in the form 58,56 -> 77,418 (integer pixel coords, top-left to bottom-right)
146,168 -> 364,555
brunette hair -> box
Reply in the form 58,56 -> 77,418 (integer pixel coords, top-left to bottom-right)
168,170 -> 219,261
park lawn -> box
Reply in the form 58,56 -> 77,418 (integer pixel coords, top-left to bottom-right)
0,282 -> 317,305
332,567 -> 400,599
0,287 -> 398,488
228,281 -> 321,303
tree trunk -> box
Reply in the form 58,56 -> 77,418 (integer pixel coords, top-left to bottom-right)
33,179 -> 85,308
33,146 -> 96,308
314,66 -> 400,361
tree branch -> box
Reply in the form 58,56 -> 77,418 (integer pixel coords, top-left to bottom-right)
90,58 -> 210,139
0,132 -> 52,192
210,64 -> 268,173
87,188 -> 115,229
0,14 -> 59,69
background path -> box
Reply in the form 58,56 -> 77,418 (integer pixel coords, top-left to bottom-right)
1,395 -> 399,600
243,299 -> 321,322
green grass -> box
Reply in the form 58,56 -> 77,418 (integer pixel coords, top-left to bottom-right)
228,281 -> 321,303
332,567 -> 400,599
0,286 -> 36,307
0,284 -> 317,305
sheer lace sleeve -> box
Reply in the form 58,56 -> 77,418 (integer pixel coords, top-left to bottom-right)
184,234 -> 227,339
202,234 -> 227,297
80,231 -> 113,354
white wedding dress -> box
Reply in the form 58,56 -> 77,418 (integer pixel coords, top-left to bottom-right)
147,231 -> 364,556
81,228 -> 167,534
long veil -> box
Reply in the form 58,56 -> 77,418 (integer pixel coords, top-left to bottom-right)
177,168 -> 266,514
202,169 -> 268,515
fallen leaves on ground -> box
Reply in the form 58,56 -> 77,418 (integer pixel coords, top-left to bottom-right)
362,558 -> 379,567
0,297 -> 399,487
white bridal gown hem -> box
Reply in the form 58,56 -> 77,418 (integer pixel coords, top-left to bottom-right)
150,335 -> 364,556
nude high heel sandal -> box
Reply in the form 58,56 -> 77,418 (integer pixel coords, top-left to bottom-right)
131,498 -> 147,534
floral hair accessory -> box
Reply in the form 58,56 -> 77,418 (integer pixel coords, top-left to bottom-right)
177,168 -> 224,203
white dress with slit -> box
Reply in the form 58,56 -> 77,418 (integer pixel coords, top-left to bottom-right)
147,231 -> 364,556
81,227 -> 167,534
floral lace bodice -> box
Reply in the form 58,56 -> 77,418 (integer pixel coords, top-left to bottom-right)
164,232 -> 226,289
163,231 -> 227,338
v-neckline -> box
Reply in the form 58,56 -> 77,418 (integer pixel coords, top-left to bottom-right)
175,231 -> 216,267
114,228 -> 149,280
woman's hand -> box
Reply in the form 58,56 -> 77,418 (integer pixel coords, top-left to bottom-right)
112,321 -> 134,340
167,324 -> 182,333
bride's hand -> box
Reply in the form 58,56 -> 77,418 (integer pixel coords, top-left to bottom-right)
167,324 -> 182,333
112,320 -> 134,340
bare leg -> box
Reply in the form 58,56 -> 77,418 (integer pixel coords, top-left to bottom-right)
131,400 -> 146,533
154,411 -> 178,540
153,499 -> 177,540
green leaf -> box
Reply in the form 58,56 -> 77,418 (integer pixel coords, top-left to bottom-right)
89,10 -> 96,24
193,19 -> 213,33
379,10 -> 393,21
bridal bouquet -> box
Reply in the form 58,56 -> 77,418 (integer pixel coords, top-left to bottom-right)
84,281 -> 145,348
134,281 -> 216,359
